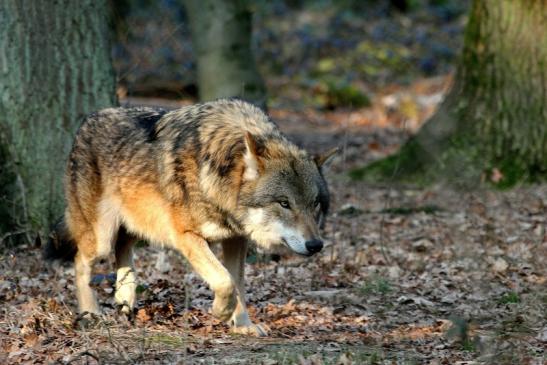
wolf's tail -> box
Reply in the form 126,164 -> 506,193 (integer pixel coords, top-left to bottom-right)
43,218 -> 77,262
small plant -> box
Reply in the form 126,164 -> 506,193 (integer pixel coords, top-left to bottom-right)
461,338 -> 477,352
135,284 -> 148,295
498,292 -> 520,304
447,316 -> 480,353
359,276 -> 392,296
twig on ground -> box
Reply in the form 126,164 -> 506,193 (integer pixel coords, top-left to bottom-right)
58,350 -> 100,365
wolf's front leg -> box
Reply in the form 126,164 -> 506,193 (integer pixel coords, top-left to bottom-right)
173,232 -> 237,322
75,252 -> 101,315
222,238 -> 269,336
114,228 -> 137,314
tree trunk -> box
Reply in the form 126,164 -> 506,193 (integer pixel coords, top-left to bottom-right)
351,0 -> 547,188
0,0 -> 116,240
183,0 -> 267,109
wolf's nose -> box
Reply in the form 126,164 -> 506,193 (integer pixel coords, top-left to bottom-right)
305,239 -> 323,254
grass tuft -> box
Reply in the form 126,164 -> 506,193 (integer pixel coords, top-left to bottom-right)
498,292 -> 520,305
359,276 -> 392,296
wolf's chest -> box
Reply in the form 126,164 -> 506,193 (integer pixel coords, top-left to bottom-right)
198,221 -> 234,242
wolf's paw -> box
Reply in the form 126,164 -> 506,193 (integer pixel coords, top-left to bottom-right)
232,323 -> 270,337
115,295 -> 135,316
212,291 -> 237,322
120,304 -> 132,315
116,302 -> 134,318
230,311 -> 269,336
74,311 -> 103,329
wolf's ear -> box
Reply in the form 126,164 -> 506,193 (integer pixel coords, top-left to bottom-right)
314,147 -> 339,168
243,132 -> 264,181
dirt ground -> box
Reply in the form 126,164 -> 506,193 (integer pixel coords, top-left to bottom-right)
1,104 -> 545,364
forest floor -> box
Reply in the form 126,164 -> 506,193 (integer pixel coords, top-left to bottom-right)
1,94 -> 546,364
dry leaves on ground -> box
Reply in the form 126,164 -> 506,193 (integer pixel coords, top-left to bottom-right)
1,107 -> 546,364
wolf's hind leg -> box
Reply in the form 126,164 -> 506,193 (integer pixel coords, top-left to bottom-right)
74,235 -> 101,315
222,238 -> 268,336
114,227 -> 137,314
172,232 -> 237,322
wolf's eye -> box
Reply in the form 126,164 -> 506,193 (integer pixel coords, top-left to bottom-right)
278,200 -> 291,209
314,200 -> 320,207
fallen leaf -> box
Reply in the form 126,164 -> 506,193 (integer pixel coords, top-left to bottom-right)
136,308 -> 151,322
492,257 -> 508,273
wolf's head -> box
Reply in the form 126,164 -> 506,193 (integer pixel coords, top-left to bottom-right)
238,132 -> 336,256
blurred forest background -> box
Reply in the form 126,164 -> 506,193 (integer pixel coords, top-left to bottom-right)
113,0 -> 464,107
0,0 -> 546,364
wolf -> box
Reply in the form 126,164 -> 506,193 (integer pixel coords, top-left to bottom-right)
45,99 -> 335,336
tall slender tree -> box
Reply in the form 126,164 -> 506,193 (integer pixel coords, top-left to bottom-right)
0,0 -> 116,240
352,0 -> 547,187
183,0 -> 267,109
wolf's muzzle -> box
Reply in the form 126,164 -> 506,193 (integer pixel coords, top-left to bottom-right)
305,239 -> 323,255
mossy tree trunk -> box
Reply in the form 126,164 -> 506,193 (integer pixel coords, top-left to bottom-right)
183,0 -> 267,109
0,0 -> 116,242
352,0 -> 547,187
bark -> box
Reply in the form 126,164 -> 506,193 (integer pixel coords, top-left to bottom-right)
352,0 -> 547,187
183,0 -> 267,109
0,0 -> 116,239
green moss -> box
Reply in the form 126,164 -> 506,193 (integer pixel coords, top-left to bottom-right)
487,157 -> 546,190
349,132 -> 546,189
349,138 -> 428,183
